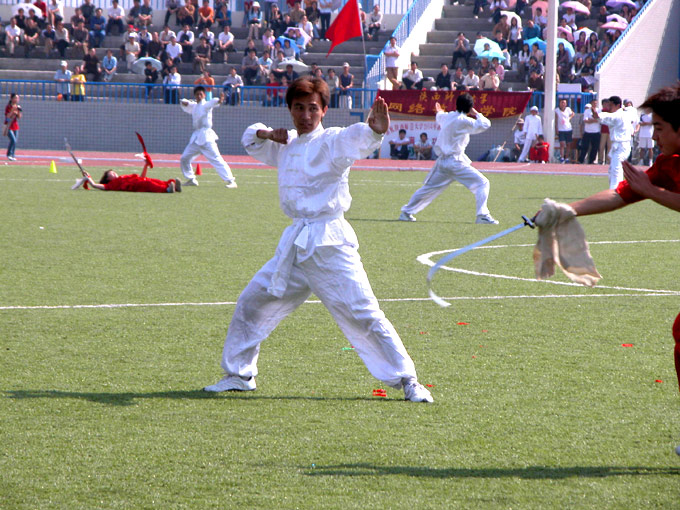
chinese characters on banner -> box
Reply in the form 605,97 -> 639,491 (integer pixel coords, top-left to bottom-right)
376,90 -> 532,119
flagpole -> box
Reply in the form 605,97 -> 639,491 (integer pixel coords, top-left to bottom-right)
358,0 -> 368,105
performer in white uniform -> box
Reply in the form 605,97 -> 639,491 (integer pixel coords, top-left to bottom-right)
398,93 -> 499,224
179,86 -> 237,188
593,95 -> 634,189
204,77 -> 433,403
518,105 -> 543,162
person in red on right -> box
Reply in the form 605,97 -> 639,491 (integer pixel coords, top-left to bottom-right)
563,83 -> 680,456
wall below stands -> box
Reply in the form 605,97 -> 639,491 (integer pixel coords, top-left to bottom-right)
17,98 -> 517,161
596,0 -> 680,105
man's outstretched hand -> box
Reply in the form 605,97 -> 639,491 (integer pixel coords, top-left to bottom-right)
368,97 -> 390,134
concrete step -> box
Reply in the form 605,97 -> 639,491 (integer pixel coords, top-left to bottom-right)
435,17 -> 496,32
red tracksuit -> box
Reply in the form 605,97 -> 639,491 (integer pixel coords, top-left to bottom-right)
616,153 -> 680,390
103,174 -> 173,193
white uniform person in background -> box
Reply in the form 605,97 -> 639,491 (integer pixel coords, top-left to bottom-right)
398,93 -> 499,224
179,85 -> 237,188
517,105 -> 543,162
204,77 -> 433,403
592,95 -> 634,189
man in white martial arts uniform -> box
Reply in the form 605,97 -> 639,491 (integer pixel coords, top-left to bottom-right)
398,93 -> 499,224
204,77 -> 433,402
518,105 -> 543,163
179,86 -> 237,188
592,95 -> 635,189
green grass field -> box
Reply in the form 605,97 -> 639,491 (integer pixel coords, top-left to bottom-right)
1,164 -> 679,509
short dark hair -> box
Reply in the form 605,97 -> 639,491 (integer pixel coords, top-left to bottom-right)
100,170 -> 116,184
456,92 -> 474,113
608,95 -> 622,106
193,86 -> 206,95
285,76 -> 330,109
640,83 -> 680,131
399,129 -> 406,134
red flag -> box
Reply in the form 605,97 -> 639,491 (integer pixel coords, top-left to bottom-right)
325,0 -> 362,57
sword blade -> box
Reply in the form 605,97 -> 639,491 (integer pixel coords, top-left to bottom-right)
427,215 -> 535,307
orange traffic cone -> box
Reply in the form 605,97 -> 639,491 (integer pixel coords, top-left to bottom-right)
195,163 -> 202,176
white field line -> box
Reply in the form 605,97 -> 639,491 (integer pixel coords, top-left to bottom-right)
418,239 -> 680,295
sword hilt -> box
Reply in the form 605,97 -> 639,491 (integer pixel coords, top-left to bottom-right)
522,215 -> 536,229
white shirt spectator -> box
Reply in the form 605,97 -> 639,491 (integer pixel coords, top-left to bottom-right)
402,68 -> 423,83
198,30 -> 215,46
108,4 -> 125,18
177,28 -> 194,44
555,106 -> 574,132
165,41 -> 183,60
462,73 -> 479,89
638,112 -> 653,138
218,30 -> 234,47
384,43 -> 400,68
163,70 -> 181,87
223,73 -> 244,87
6,24 -> 23,40
583,107 -> 600,134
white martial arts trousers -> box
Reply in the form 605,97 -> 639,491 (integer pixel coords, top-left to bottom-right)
180,140 -> 235,183
219,243 -> 418,389
608,141 -> 632,189
401,155 -> 491,217
518,134 -> 538,162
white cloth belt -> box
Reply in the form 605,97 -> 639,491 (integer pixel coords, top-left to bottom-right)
268,211 -> 344,298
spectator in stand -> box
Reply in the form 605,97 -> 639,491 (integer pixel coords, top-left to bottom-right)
262,27 -> 275,50
247,2 -> 263,40
72,20 -> 89,57
574,30 -> 588,56
215,1 -> 232,28
259,48 -> 273,76
452,67 -> 466,90
164,0 -> 183,27
23,18 -> 40,57
463,68 -> 479,90
137,26 -> 152,56
71,65 -> 86,101
413,132 -> 433,160
243,38 -> 257,56
242,47 -> 261,85
384,37 -> 401,89
138,0 -> 153,28
146,31 -> 163,59
127,0 -> 142,27
596,5 -> 608,32
42,22 -> 57,57
144,60 -> 159,98
178,1 -> 196,27
528,54 -> 544,76
305,1 -> 321,35
367,4 -> 383,41
160,24 -> 176,48
289,1 -> 305,24
572,55 -> 584,81
106,0 -> 125,35
54,60 -> 72,101
194,70 -> 215,100
282,38 -> 296,59
508,16 -> 522,56
163,65 -> 181,104
390,129 -> 411,160
217,25 -> 236,63
493,13 -> 510,40
533,7 -> 547,33
586,32 -> 601,59
493,30 -> 511,65
557,18 -> 573,43
13,8 -> 27,30
124,33 -> 141,71
28,9 -> 44,31
580,101 -> 601,164
47,0 -> 64,27
263,71 -> 281,106
282,64 -> 298,84
4,18 -> 23,56
177,24 -> 194,62
198,0 -> 215,30
451,32 -> 473,70
101,49 -> 117,82
402,61 -> 424,90
557,41 -> 572,83
269,4 -> 285,36
82,46 -> 101,81
472,0 -> 488,19
339,62 -> 354,108
492,56 -> 504,82
517,42 -> 530,81
476,56 -> 491,77
88,7 -> 106,48
54,20 -> 69,58
518,105 -> 542,162
165,35 -> 183,66
555,98 -> 575,162
80,0 -> 94,25
198,26 -> 216,49
222,66 -> 243,105
70,7 -> 85,27
527,69 -> 544,91
194,37 -> 212,73
522,19 -> 540,41
490,0 -> 508,25
434,63 -> 453,90
562,6 -> 577,31
480,67 -> 500,91
318,0 -> 333,39
325,67 -> 339,107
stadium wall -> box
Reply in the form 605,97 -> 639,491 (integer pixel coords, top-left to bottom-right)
596,0 -> 680,105
18,99 -> 518,161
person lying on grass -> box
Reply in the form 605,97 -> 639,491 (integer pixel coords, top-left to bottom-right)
82,161 -> 182,193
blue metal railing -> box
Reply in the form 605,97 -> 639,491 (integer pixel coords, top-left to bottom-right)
364,0 -> 430,98
595,0 -> 654,74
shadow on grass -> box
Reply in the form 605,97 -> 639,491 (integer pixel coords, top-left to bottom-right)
4,390 -> 386,406
303,463 -> 680,479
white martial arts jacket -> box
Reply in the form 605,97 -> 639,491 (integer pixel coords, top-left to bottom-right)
523,113 -> 543,138
598,108 -> 634,144
242,122 -> 383,297
181,98 -> 221,146
434,110 -> 491,163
